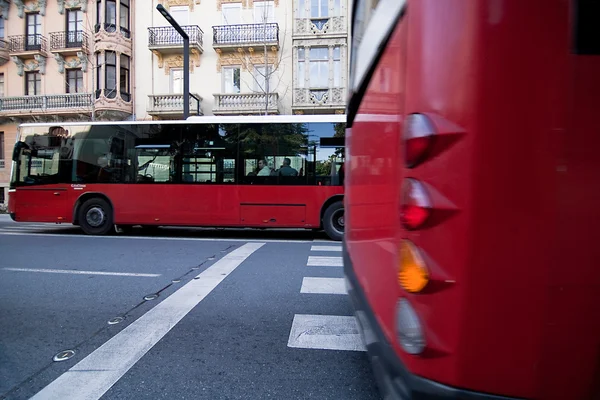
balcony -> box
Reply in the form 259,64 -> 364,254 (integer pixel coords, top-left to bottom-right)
148,25 -> 204,56
0,39 -> 8,66
292,88 -> 346,113
8,34 -> 48,57
213,93 -> 279,115
147,93 -> 203,119
212,23 -> 279,52
0,93 -> 93,119
50,31 -> 90,56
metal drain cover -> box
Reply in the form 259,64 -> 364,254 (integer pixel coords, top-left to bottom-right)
53,350 -> 75,362
108,316 -> 125,325
144,294 -> 158,301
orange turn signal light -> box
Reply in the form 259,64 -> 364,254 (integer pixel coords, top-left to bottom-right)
398,240 -> 429,293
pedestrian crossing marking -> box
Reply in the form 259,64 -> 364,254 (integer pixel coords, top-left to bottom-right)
287,314 -> 366,352
301,277 -> 347,295
307,256 -> 343,267
310,245 -> 342,252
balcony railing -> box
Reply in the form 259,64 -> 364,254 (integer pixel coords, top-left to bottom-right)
292,88 -> 346,110
212,23 -> 279,48
148,25 -> 204,49
213,93 -> 279,115
0,93 -> 93,112
50,31 -> 89,53
9,34 -> 48,53
147,93 -> 203,116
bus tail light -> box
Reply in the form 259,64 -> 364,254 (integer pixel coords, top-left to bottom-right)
396,298 -> 426,355
403,114 -> 436,167
398,240 -> 429,293
401,178 -> 431,229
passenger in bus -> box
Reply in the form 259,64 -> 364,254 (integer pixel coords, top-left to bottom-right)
257,159 -> 272,176
278,157 -> 298,176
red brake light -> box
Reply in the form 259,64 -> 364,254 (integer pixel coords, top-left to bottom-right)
403,114 -> 435,167
401,178 -> 432,230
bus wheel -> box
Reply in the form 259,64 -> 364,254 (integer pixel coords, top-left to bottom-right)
323,201 -> 344,241
78,198 -> 114,235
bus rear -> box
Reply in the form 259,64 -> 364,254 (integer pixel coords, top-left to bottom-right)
344,1 -> 600,399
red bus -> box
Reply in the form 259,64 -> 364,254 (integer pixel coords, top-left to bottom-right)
8,115 -> 346,240
344,1 -> 600,399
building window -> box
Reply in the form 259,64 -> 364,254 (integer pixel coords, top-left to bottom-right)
309,47 -> 329,88
297,0 -> 306,18
333,46 -> 341,87
254,1 -> 275,23
0,132 -> 4,165
66,69 -> 83,93
170,68 -> 183,94
120,54 -> 130,101
105,51 -> 117,98
96,52 -> 102,98
222,66 -> 241,93
170,6 -> 189,26
67,9 -> 84,45
311,0 -> 328,18
253,65 -> 273,93
105,0 -> 117,32
25,71 -> 41,95
297,48 -> 305,88
0,18 -> 4,39
120,0 -> 130,36
0,74 -> 4,97
26,13 -> 42,51
222,3 -> 241,25
96,0 -> 102,31
333,0 -> 341,16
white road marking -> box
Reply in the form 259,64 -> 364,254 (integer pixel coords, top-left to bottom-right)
310,245 -> 342,252
300,277 -> 347,295
2,268 -> 161,278
307,256 -> 343,267
287,314 -> 366,352
30,242 -> 264,400
0,231 -> 313,243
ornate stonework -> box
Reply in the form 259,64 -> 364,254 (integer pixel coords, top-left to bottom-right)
216,48 -> 278,72
15,0 -> 47,18
153,51 -> 201,75
58,0 -> 89,14
11,55 -> 46,75
216,0 -> 278,10
54,53 -> 88,73
159,0 -> 201,11
0,0 -> 10,20
94,27 -> 132,56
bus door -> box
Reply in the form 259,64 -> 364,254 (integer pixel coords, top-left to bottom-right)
11,138 -> 71,222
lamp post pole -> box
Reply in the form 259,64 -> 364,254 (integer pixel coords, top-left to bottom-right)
156,4 -> 190,120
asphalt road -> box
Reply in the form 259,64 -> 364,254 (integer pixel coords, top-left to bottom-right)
0,215 -> 381,400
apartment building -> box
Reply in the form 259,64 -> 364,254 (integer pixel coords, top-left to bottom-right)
135,0 -> 350,119
0,0 -> 134,204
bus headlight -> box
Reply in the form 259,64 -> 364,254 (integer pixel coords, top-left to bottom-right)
396,298 -> 426,355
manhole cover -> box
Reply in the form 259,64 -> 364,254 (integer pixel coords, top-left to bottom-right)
108,316 -> 125,325
53,350 -> 75,362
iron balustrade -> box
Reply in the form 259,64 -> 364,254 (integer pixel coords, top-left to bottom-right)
148,25 -> 204,48
0,93 -> 93,111
9,34 -> 47,53
50,31 -> 89,52
213,23 -> 279,46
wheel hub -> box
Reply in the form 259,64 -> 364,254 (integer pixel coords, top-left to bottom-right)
86,206 -> 106,228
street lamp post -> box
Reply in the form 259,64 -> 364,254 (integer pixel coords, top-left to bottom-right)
156,4 -> 190,120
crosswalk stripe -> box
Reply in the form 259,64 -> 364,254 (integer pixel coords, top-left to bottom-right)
287,314 -> 366,352
300,277 -> 346,295
307,256 -> 343,267
310,245 -> 342,252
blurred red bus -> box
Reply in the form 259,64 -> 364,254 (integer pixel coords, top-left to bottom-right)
344,0 -> 600,399
8,115 -> 346,240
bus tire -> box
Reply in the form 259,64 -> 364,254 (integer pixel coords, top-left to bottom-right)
78,198 -> 114,235
323,200 -> 344,241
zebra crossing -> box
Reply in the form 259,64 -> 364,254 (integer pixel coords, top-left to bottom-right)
287,243 -> 366,352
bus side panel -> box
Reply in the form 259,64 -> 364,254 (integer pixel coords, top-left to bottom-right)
536,52 -> 600,400
12,185 -> 71,223
346,7 -> 406,367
